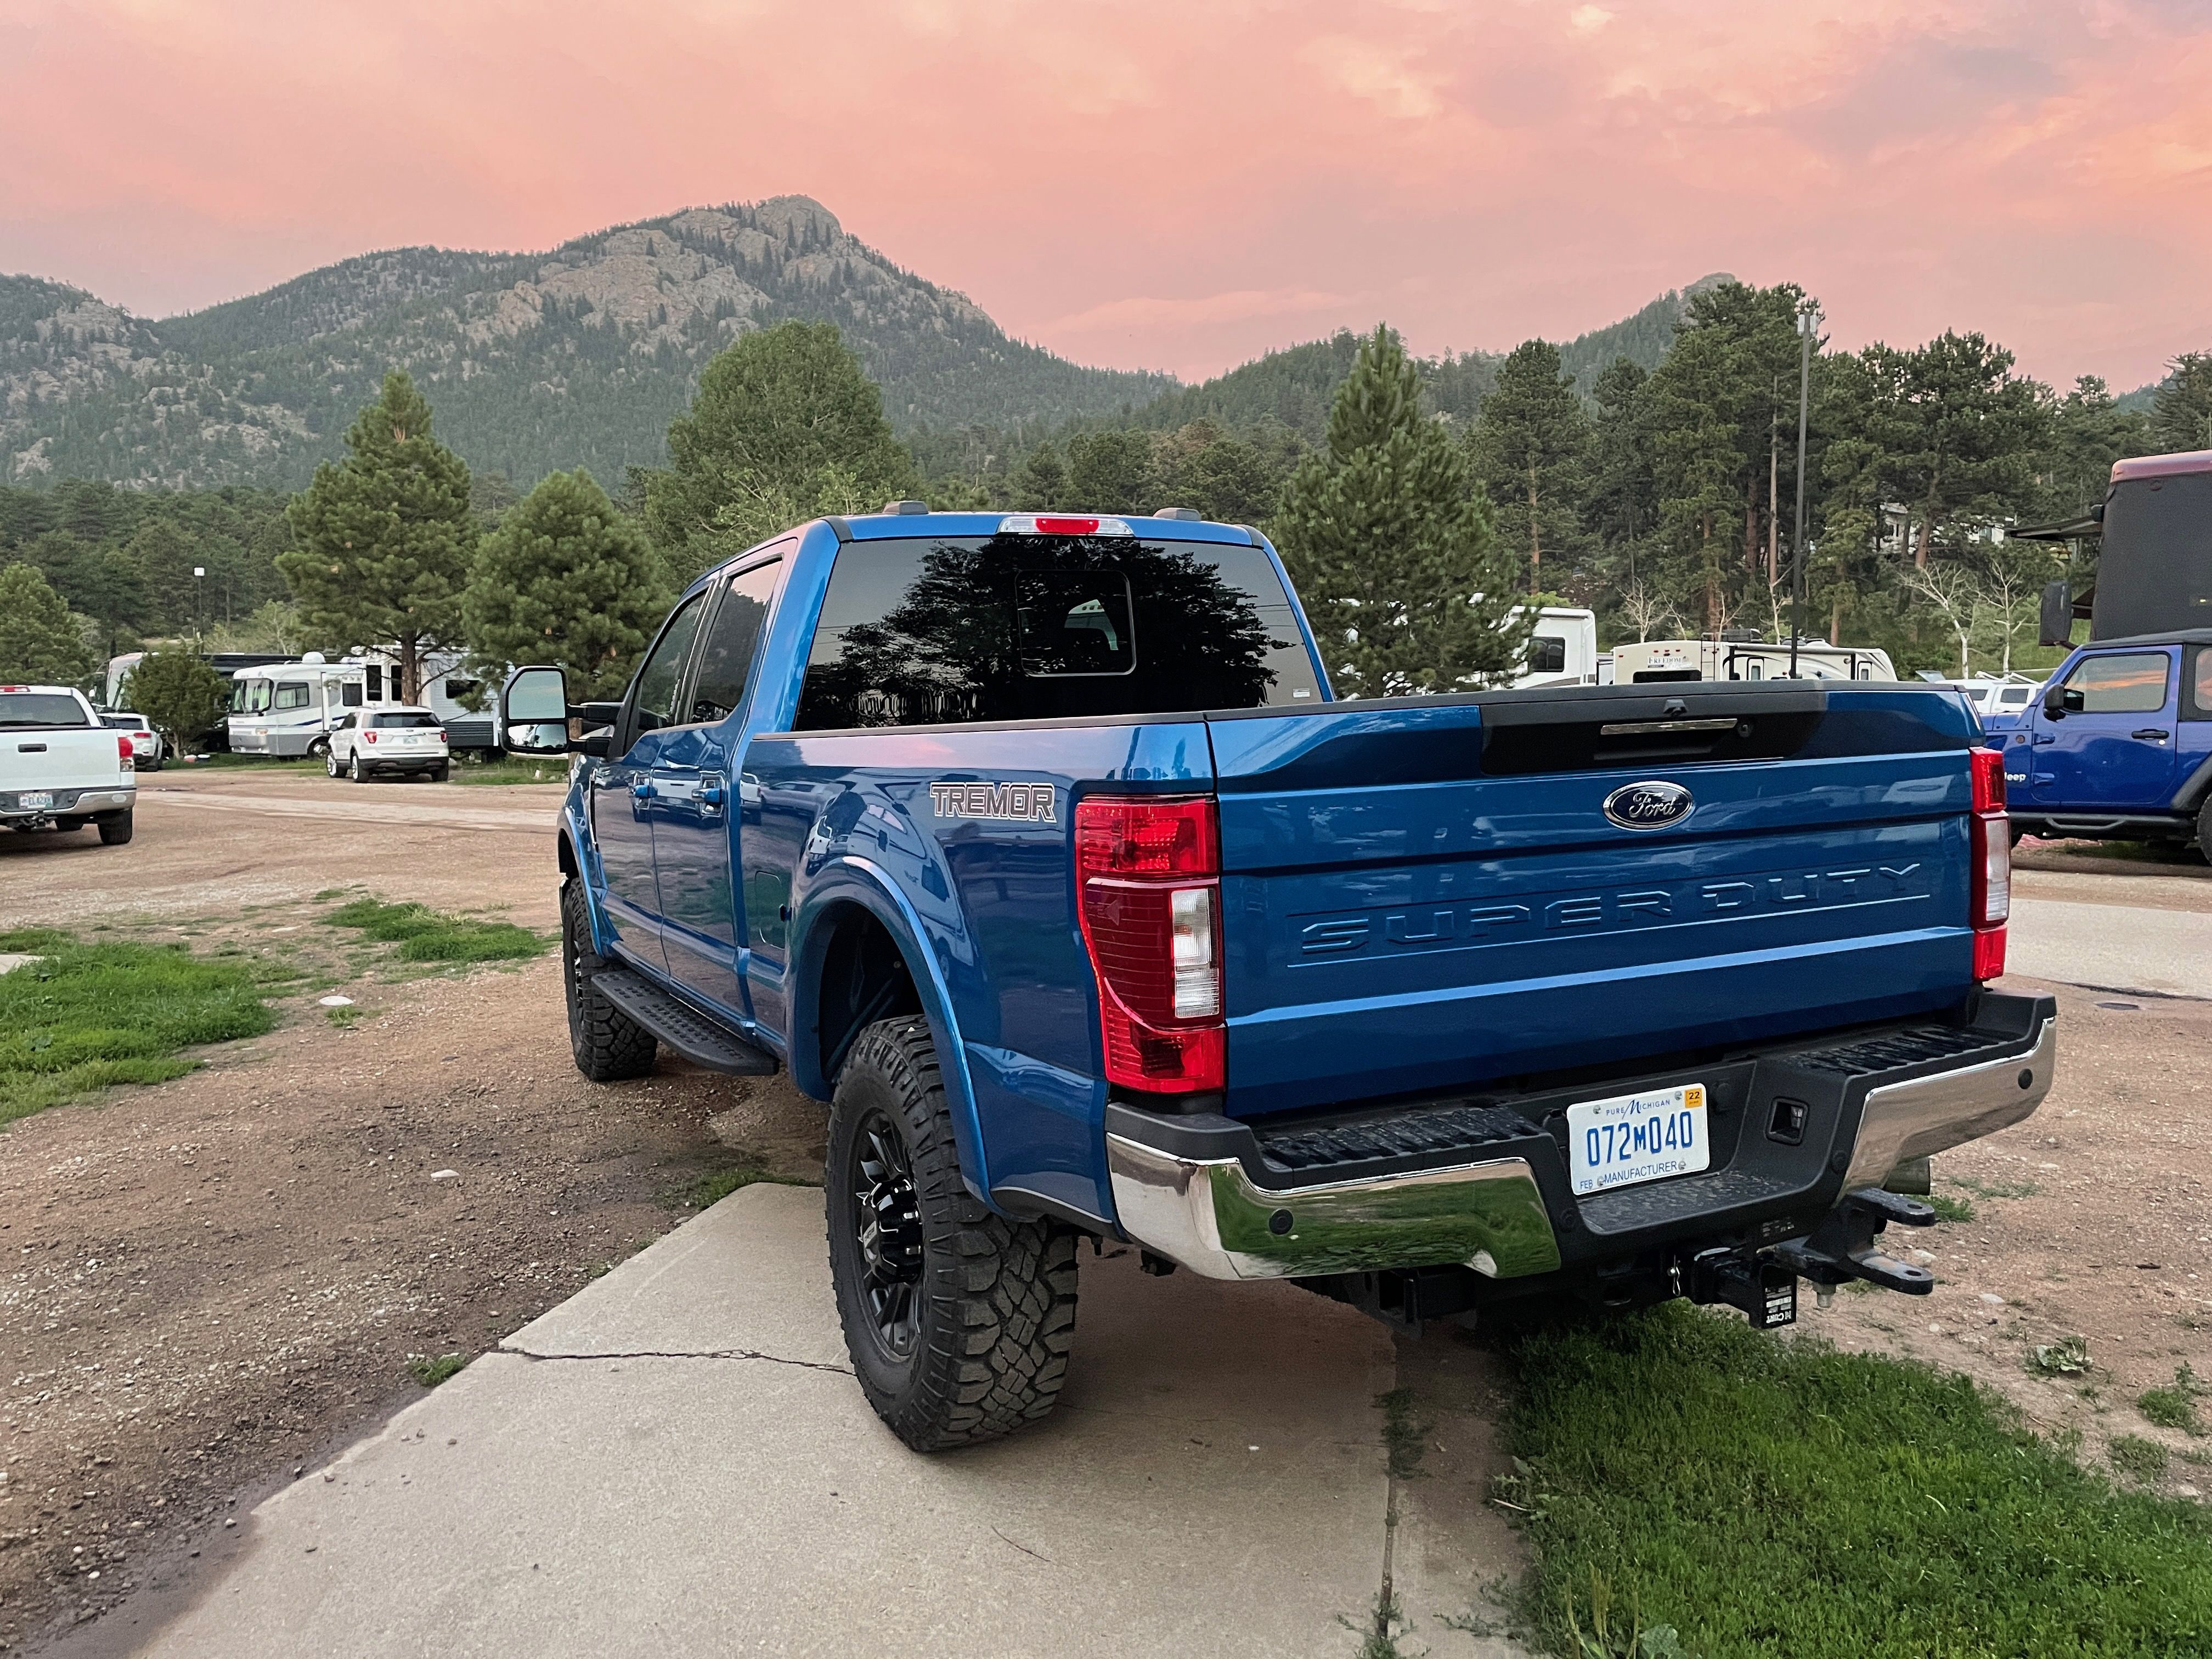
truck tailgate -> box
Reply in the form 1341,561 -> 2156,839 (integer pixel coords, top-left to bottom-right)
3,730 -> 123,792
1206,685 -> 1982,1115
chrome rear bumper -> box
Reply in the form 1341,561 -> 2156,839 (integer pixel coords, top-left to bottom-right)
1105,1001 -> 2056,1284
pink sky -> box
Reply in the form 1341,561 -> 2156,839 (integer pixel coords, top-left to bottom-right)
4,0 -> 2209,389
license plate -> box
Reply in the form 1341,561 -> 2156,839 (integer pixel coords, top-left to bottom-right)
19,792 -> 53,810
1567,1082 -> 1710,1195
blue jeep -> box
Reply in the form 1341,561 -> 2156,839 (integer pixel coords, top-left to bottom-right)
2000,629 -> 2212,855
499,507 -> 2056,1448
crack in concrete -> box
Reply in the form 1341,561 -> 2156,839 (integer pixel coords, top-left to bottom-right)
499,1344 -> 853,1375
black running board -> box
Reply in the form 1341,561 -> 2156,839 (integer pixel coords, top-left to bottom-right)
590,967 -> 778,1076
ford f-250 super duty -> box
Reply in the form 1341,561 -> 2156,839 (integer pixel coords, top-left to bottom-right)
497,506 -> 2055,1449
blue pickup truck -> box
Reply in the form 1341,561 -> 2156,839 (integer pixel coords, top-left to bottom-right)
499,506 -> 2055,1449
1996,629 -> 2212,855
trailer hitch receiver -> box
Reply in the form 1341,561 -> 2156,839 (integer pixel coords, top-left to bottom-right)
1768,1187 -> 1937,1297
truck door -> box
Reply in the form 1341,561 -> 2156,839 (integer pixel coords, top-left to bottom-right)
2029,647 -> 2180,810
649,558 -> 783,1018
589,590 -> 709,970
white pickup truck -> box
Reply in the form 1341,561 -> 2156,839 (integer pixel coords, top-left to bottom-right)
1,685 -> 138,845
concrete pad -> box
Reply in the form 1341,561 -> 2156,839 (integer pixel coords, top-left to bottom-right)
2006,895 -> 2212,1000
140,1184 -> 1397,1658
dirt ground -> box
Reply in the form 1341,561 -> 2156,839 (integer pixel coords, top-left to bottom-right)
0,768 -> 827,1653
2,770 -> 2207,1652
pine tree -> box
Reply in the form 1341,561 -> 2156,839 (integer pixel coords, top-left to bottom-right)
640,321 -> 916,580
1063,431 -> 1157,514
278,371 -> 475,701
1468,339 -> 1593,591
1012,441 -> 1069,507
1274,327 -> 1530,696
0,563 -> 98,685
2151,351 -> 2212,454
463,469 -> 669,700
126,648 -> 228,750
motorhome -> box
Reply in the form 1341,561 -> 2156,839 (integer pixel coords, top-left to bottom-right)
1606,635 -> 1897,684
1513,606 -> 1600,688
227,651 -> 493,758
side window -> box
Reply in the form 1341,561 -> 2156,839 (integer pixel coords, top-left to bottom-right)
1527,636 -> 1567,676
366,664 -> 383,701
628,592 -> 710,741
274,682 -> 311,710
687,561 -> 782,725
2061,651 -> 2171,714
2186,646 -> 2212,722
341,682 -> 364,707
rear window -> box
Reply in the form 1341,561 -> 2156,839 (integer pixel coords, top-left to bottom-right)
371,712 -> 442,729
793,534 -> 1319,730
0,692 -> 90,728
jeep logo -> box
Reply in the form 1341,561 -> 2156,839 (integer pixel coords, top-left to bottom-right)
1603,780 -> 1694,830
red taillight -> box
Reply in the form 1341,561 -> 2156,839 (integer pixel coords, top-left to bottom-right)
364,730 -> 378,744
1075,794 -> 1224,1093
117,735 -> 133,763
133,731 -> 152,741
1967,748 -> 2009,979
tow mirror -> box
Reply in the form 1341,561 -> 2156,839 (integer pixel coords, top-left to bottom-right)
2038,581 -> 2073,648
500,665 -> 572,755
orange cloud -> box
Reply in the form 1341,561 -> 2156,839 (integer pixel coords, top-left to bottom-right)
1,0 -> 2207,388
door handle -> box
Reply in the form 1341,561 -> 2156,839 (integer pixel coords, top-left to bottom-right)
698,782 -> 726,807
2131,729 -> 2170,742
632,780 -> 654,799
2032,735 -> 2056,745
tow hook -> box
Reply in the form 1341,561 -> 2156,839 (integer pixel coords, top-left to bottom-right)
1768,1187 -> 1937,1304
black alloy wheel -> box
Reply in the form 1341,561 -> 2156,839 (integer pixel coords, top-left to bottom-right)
848,1109 -> 926,1360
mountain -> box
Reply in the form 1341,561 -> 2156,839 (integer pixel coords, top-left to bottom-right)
1556,273 -> 1734,395
1,196 -> 1175,491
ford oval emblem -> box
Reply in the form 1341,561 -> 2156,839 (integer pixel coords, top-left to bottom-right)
1604,780 -> 1694,830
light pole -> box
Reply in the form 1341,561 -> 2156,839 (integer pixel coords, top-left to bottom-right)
1788,298 -> 1821,678
193,566 -> 206,651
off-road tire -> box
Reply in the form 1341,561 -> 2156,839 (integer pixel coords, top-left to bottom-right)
560,877 -> 656,1082
98,811 -> 133,845
2198,797 -> 2211,866
826,1018 -> 1079,1450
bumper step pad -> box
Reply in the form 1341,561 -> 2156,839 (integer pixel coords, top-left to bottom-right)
1256,1103 -> 1538,1175
589,968 -> 777,1077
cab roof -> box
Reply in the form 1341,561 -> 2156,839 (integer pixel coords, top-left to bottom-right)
833,510 -> 1258,546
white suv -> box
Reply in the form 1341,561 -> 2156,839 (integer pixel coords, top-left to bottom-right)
325,708 -> 449,782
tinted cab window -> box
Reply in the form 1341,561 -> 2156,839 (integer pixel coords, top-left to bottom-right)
2058,652 -> 2171,714
794,533 -> 1318,730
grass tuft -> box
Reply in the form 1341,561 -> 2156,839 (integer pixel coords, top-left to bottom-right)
2138,1365 -> 2207,1436
1501,1303 -> 2212,1657
680,1165 -> 817,1211
2109,1434 -> 2171,1483
0,929 -> 276,1127
321,898 -> 544,963
1378,1387 -> 1429,1481
1925,1192 -> 1976,1223
407,1353 -> 469,1389
2027,1335 -> 2092,1376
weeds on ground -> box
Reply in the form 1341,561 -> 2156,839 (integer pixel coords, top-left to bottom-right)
1378,1387 -> 1429,1481
407,1353 -> 469,1388
2028,1335 -> 2093,1376
679,1165 -> 819,1210
1925,1193 -> 1976,1223
321,898 -> 544,964
2108,1435 -> 2171,1483
2138,1365 -> 2207,1435
1338,1590 -> 1414,1659
0,927 -> 277,1127
448,754 -> 566,787
1950,1176 -> 2041,1201
1499,1303 -> 2212,1657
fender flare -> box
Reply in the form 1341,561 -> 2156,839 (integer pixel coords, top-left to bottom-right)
555,804 -> 616,957
787,854 -> 993,1201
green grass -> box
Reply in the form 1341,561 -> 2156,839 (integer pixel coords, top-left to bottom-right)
0,927 -> 278,1127
320,898 -> 545,963
2028,1335 -> 2092,1377
448,754 -> 568,787
1925,1192 -> 1976,1223
2138,1367 -> 2207,1436
2110,1435 -> 2172,1483
680,1164 -> 818,1210
408,1353 -> 469,1388
184,751 -> 304,770
1499,1305 -> 2212,1657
